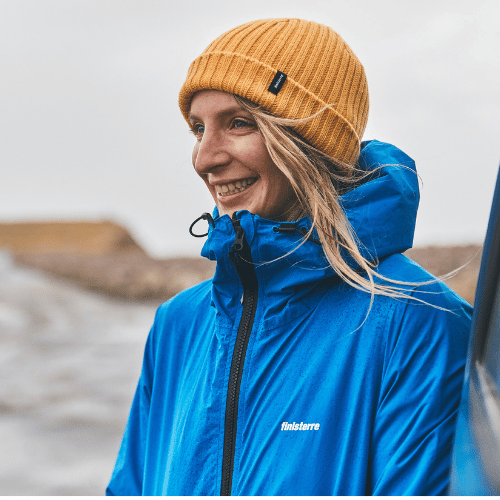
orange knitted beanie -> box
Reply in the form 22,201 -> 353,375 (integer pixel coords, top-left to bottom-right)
179,18 -> 369,165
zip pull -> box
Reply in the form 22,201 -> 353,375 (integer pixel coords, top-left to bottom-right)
228,214 -> 257,291
229,215 -> 245,255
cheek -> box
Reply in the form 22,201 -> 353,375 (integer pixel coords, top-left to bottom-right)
264,162 -> 291,192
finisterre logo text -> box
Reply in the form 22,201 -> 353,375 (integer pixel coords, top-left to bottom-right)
281,421 -> 320,431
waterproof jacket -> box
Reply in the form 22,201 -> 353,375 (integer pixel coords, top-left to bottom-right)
106,140 -> 472,495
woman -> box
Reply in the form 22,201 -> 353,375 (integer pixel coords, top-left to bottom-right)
107,18 -> 472,495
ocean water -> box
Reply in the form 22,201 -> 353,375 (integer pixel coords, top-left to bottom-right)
0,251 -> 157,495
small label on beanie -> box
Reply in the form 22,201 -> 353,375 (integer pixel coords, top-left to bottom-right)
268,71 -> 287,95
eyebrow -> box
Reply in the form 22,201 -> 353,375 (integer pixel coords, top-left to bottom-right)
187,105 -> 249,122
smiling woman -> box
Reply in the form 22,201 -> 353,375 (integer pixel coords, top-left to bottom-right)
107,18 -> 472,496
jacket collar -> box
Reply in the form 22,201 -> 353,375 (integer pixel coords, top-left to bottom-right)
199,140 -> 419,312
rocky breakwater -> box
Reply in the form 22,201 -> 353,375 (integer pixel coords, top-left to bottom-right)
1,220 -> 215,302
405,244 -> 482,305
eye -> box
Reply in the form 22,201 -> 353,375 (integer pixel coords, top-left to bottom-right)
193,123 -> 205,134
189,123 -> 205,138
233,119 -> 252,128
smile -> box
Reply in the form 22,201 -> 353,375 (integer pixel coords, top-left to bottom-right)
215,178 -> 257,197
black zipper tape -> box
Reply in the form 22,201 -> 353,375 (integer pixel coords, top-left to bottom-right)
220,216 -> 258,496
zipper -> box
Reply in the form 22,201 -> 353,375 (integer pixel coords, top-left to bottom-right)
220,215 -> 258,496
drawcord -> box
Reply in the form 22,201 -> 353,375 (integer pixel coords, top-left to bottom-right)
189,213 -> 321,246
189,212 -> 215,237
273,222 -> 321,245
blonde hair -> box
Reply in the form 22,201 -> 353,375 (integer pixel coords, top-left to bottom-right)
234,95 -> 441,309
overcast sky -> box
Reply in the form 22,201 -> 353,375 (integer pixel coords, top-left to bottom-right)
1,0 -> 499,257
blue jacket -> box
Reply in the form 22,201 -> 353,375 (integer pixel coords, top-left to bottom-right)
107,140 -> 472,495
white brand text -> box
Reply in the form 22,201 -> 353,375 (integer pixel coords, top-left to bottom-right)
281,421 -> 320,431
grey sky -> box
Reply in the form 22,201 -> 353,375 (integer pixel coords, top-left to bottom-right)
1,0 -> 499,256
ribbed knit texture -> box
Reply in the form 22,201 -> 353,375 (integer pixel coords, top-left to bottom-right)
179,18 -> 369,165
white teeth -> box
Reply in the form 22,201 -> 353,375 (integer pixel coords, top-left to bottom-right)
216,178 -> 256,196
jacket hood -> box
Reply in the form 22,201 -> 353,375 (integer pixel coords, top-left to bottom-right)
198,140 -> 419,313
343,139 -> 419,262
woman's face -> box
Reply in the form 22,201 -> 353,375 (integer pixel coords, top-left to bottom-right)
189,90 -> 299,221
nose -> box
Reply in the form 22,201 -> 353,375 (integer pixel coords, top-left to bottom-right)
192,128 -> 231,176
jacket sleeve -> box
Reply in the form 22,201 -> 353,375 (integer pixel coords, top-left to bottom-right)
369,287 -> 472,495
106,324 -> 156,496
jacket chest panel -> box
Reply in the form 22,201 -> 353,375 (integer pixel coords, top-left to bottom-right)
229,315 -> 385,495
153,277 -> 388,494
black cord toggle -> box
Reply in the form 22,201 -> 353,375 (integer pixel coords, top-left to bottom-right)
189,212 -> 215,237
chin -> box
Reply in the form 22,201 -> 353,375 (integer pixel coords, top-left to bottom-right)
217,205 -> 251,218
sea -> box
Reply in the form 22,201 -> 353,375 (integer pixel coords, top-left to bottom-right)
0,251 -> 157,495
